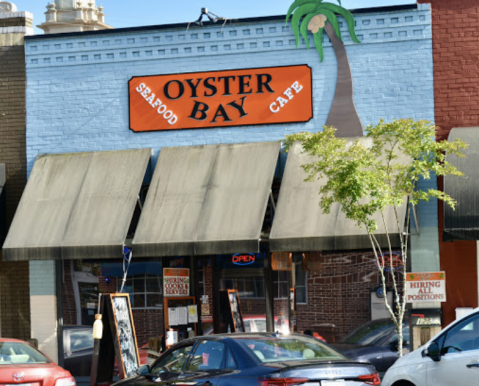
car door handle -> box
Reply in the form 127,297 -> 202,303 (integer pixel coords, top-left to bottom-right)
466,362 -> 479,368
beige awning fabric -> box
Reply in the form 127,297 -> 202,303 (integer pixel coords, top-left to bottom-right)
270,139 -> 409,252
2,149 -> 151,261
444,127 -> 479,241
133,142 -> 280,257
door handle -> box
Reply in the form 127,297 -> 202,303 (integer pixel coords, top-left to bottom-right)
466,362 -> 479,368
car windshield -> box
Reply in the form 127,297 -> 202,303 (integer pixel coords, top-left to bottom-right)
0,342 -> 52,365
237,336 -> 345,363
339,320 -> 395,346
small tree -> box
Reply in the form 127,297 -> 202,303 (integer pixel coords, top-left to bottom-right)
284,119 -> 467,356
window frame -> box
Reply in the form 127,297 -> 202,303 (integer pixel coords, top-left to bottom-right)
220,277 -> 265,299
440,312 -> 479,355
118,273 -> 163,310
273,271 -> 289,300
295,261 -> 308,305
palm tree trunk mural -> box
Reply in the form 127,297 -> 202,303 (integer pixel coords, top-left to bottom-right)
286,0 -> 363,137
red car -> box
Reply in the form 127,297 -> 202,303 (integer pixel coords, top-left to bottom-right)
0,338 -> 76,386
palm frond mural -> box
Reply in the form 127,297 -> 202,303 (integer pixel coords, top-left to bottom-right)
286,0 -> 363,137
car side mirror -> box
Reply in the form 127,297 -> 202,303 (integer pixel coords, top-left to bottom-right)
137,364 -> 150,377
423,342 -> 441,362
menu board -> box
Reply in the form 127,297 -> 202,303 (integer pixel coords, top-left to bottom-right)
228,290 -> 245,333
111,294 -> 140,378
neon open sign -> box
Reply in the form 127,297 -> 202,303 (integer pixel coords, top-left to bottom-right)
375,252 -> 404,272
232,253 -> 256,266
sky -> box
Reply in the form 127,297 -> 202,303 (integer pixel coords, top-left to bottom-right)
14,0 -> 416,35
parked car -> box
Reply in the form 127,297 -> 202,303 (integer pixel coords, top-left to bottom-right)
113,333 -> 381,386
382,308 -> 479,386
63,325 -> 148,377
0,338 -> 76,386
332,318 -> 410,377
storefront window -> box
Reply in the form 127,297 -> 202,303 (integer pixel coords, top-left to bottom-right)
118,274 -> 162,309
220,277 -> 265,298
295,262 -> 307,304
273,271 -> 289,299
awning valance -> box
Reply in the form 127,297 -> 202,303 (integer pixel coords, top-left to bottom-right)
270,140 -> 409,252
444,127 -> 479,241
133,142 -> 280,257
2,149 -> 151,261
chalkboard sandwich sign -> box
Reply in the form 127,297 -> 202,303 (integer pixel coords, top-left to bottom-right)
90,293 -> 140,386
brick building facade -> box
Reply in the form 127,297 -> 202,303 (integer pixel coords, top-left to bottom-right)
418,0 -> 479,327
0,7 -> 32,340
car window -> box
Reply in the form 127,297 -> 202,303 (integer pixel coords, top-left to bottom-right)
237,336 -> 345,363
151,344 -> 194,374
186,340 -> 226,371
225,346 -> 237,370
339,319 -> 395,346
0,342 -> 52,365
388,326 -> 410,345
68,329 -> 94,352
256,320 -> 267,332
442,313 -> 479,354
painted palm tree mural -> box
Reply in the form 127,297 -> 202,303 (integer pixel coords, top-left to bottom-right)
286,0 -> 363,137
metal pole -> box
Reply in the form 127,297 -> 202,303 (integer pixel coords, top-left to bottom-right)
265,255 -> 274,332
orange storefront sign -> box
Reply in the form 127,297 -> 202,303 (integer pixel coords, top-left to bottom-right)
129,65 -> 313,132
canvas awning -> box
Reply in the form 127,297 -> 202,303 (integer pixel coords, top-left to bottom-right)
2,149 -> 151,261
133,142 -> 280,256
270,140 -> 409,252
444,127 -> 479,241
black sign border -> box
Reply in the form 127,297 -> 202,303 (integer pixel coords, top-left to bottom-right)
128,64 -> 314,133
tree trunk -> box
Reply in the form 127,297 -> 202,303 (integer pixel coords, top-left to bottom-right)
324,23 -> 363,137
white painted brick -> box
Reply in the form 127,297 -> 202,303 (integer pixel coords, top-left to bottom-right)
30,295 -> 58,363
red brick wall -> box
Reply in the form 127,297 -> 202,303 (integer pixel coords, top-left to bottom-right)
418,0 -> 479,326
203,252 -> 393,341
418,0 -> 479,141
297,251 -> 399,341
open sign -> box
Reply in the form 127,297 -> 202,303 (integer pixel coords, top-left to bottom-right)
232,253 -> 256,266
375,252 -> 404,272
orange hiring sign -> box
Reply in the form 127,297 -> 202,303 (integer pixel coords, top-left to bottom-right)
129,65 -> 313,132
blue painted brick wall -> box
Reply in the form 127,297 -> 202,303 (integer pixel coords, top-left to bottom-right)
24,4 -> 438,270
30,260 -> 56,296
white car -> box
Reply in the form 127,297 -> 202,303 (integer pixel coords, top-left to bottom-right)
382,308 -> 479,386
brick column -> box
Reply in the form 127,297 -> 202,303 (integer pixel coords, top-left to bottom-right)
417,0 -> 479,326
0,6 -> 33,340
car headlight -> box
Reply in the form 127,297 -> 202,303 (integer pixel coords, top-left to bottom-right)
54,377 -> 76,386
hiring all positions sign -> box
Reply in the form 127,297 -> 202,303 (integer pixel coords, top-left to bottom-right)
406,272 -> 446,303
